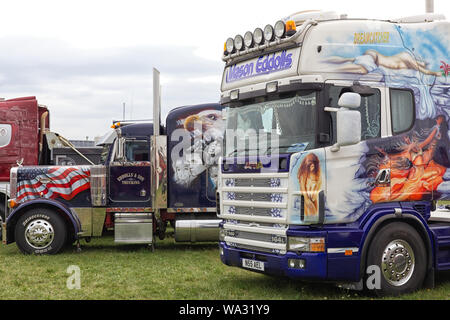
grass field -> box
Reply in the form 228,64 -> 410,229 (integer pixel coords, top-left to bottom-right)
0,234 -> 449,300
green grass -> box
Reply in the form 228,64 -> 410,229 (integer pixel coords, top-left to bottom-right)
0,234 -> 449,300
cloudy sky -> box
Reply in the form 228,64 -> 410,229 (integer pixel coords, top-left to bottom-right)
1,0 -> 448,140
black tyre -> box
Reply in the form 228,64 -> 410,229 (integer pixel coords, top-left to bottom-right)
0,197 -> 7,240
15,208 -> 67,255
365,222 -> 427,296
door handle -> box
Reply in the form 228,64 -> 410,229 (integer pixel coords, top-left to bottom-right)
375,168 -> 391,186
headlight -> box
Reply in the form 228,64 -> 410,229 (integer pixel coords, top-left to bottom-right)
263,24 -> 274,42
274,20 -> 286,38
244,31 -> 253,48
253,27 -> 264,45
225,37 -> 235,53
288,237 -> 325,252
234,35 -> 244,51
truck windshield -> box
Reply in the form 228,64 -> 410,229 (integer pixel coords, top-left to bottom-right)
224,90 -> 317,156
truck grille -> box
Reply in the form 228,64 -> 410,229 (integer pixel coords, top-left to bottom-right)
219,172 -> 289,254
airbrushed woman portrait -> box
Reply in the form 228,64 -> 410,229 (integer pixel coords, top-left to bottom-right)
298,153 -> 323,217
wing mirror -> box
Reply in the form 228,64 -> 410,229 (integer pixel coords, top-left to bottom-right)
330,92 -> 362,152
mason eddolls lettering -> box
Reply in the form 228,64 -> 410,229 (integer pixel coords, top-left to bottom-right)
226,50 -> 293,82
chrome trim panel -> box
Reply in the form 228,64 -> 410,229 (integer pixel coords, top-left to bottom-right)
9,167 -> 18,201
114,213 -> 153,244
90,165 -> 107,206
327,247 -> 360,254
218,172 -> 289,254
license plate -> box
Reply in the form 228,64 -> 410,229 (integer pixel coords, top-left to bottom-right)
242,258 -> 265,271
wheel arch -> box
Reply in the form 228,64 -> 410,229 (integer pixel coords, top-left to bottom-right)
6,199 -> 80,245
359,210 -> 435,288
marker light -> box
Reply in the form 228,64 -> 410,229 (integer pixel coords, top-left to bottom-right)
264,24 -> 275,41
253,27 -> 264,45
234,35 -> 244,51
225,37 -> 235,53
244,31 -> 253,48
274,20 -> 286,38
230,89 -> 239,101
7,198 -> 17,209
266,81 -> 278,93
223,42 -> 227,55
286,20 -> 297,36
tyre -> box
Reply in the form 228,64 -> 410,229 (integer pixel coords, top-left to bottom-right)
15,208 -> 67,255
365,222 -> 427,296
0,204 -> 6,241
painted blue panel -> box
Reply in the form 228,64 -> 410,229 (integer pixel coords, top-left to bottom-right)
166,104 -> 224,209
108,163 -> 151,206
429,223 -> 450,270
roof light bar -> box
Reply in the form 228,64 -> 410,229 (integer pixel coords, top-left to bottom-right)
222,18 -> 316,60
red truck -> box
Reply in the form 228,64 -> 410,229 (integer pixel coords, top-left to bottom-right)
0,96 -> 50,220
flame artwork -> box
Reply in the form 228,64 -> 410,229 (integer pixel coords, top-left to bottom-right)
370,116 -> 447,203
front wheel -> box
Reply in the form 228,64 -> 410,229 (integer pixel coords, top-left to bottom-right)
15,208 -> 67,255
365,222 -> 427,296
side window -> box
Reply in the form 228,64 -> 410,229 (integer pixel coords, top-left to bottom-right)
0,124 -> 12,148
328,86 -> 381,141
124,140 -> 150,162
390,89 -> 415,134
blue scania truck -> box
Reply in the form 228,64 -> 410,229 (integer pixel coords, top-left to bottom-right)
2,69 -> 224,253
217,10 -> 450,295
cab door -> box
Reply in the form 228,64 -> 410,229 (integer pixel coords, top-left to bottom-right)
108,137 -> 151,206
324,80 -> 390,223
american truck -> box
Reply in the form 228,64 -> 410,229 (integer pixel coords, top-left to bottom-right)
217,9 -> 450,295
2,70 -> 224,253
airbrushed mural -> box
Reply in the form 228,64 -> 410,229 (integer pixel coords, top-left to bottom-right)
16,166 -> 92,207
300,21 -> 450,223
290,151 -> 325,224
167,105 -> 224,208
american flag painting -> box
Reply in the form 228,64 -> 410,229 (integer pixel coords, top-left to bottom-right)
16,166 -> 91,202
